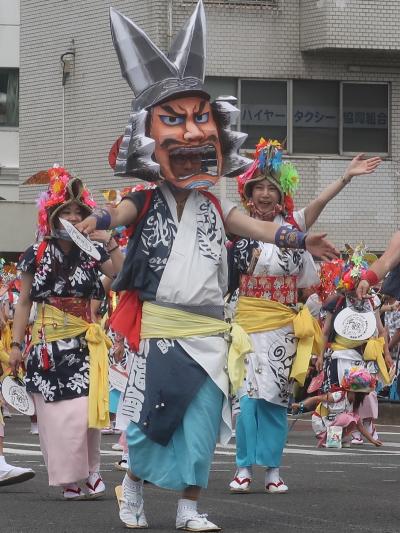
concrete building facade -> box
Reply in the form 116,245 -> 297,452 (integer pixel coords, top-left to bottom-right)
18,0 -> 400,252
0,0 -> 20,200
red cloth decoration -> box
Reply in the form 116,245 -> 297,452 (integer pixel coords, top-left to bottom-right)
361,269 -> 379,287
108,136 -> 124,170
109,290 -> 142,352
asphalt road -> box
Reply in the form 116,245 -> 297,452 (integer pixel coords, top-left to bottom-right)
2,414 -> 400,533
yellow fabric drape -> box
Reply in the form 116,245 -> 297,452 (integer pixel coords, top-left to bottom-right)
315,402 -> 329,418
330,334 -> 364,352
330,335 -> 390,385
1,322 -> 12,353
31,304 -> 111,429
0,341 -> 9,427
364,337 -> 390,384
141,301 -> 252,393
0,340 -> 9,374
235,296 -> 323,386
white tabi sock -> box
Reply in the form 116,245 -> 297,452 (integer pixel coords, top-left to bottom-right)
177,498 -> 197,513
265,467 -> 280,484
122,473 -> 143,496
237,466 -> 252,479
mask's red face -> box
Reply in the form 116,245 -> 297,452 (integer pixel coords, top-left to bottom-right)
150,96 -> 222,190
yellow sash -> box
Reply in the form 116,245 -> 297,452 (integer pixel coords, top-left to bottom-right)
330,334 -> 364,352
235,296 -> 323,386
31,304 -> 111,429
1,322 -> 12,353
0,341 -> 9,427
315,402 -> 329,418
0,340 -> 9,374
331,335 -> 389,385
141,301 -> 252,393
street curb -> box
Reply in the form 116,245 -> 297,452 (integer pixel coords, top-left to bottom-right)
377,400 -> 400,424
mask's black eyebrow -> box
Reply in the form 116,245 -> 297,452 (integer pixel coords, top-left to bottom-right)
160,105 -> 183,117
196,100 -> 207,115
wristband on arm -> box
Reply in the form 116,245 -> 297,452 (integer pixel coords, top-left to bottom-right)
92,208 -> 111,230
274,226 -> 307,250
361,269 -> 379,287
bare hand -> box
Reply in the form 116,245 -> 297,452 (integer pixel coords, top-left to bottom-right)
373,439 -> 383,447
75,215 -> 98,236
315,356 -> 324,373
113,342 -> 125,363
384,354 -> 394,369
9,346 -> 22,377
356,279 -> 370,299
305,233 -> 339,261
89,230 -> 112,244
344,153 -> 382,180
291,402 -> 300,414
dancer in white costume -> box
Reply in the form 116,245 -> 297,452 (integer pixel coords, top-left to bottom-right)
229,138 -> 382,494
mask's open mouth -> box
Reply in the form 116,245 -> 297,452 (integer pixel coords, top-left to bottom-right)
169,144 -> 218,181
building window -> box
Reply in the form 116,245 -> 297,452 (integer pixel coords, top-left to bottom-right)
342,83 -> 388,154
205,77 -> 389,155
293,80 -> 339,154
205,77 -> 238,102
241,80 -> 287,148
0,70 -> 19,128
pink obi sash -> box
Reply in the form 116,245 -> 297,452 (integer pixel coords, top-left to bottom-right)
239,274 -> 297,305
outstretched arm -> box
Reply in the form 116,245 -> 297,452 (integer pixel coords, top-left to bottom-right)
292,392 -> 334,413
225,207 -> 338,261
76,200 -> 138,235
356,419 -> 383,446
357,231 -> 400,298
304,154 -> 381,229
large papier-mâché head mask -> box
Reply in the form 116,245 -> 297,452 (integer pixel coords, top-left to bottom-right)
109,0 -> 251,190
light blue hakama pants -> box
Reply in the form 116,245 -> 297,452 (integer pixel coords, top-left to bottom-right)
126,377 -> 223,491
235,396 -> 287,468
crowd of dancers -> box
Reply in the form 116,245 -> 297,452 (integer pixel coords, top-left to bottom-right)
1,1 -> 398,531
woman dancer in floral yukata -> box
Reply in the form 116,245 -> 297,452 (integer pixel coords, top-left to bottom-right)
77,2 -> 337,531
9,166 -> 123,500
229,138 -> 381,495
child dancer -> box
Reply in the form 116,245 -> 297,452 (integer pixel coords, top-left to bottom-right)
292,367 -> 382,448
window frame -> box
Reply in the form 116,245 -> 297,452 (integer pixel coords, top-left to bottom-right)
208,76 -> 390,157
237,77 -> 289,151
0,68 -> 19,130
339,80 -> 390,157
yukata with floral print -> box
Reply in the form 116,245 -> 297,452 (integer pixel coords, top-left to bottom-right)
19,241 -> 108,403
10,167 -> 124,501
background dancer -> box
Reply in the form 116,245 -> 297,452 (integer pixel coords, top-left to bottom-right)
318,245 -> 392,445
292,367 -> 383,448
9,166 -> 123,500
229,139 -> 382,495
0,335 -> 35,486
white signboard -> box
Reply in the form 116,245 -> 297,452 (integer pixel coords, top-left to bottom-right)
241,104 -> 388,129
